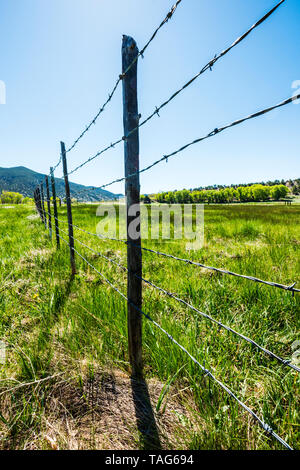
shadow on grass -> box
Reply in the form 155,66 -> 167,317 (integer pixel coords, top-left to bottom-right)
130,377 -> 162,450
52,275 -> 75,318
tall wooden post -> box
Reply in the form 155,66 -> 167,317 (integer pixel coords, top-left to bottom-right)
61,141 -> 76,276
50,167 -> 60,248
40,183 -> 47,228
122,35 -> 143,379
45,175 -> 52,239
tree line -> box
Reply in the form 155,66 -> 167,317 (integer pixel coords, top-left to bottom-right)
0,191 -> 34,204
145,184 -> 290,204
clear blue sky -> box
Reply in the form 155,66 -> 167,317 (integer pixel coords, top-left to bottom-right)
0,0 -> 299,195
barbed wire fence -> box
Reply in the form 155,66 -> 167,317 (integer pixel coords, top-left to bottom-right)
32,0 -> 299,450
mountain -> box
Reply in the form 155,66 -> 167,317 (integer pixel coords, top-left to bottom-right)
0,166 -> 122,201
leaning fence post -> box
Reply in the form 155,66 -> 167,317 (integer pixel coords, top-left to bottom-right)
61,141 -> 76,276
50,167 -> 60,248
40,183 -> 47,229
122,35 -> 143,379
45,175 -> 52,239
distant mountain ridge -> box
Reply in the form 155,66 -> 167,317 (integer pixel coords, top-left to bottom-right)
0,166 -> 121,201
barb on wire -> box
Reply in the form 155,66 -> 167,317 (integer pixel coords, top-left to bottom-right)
65,0 -> 286,179
124,0 -> 286,140
133,246 -> 300,294
95,93 -> 300,190
56,231 -> 293,450
65,0 -> 183,155
67,139 -> 123,177
135,273 -> 300,374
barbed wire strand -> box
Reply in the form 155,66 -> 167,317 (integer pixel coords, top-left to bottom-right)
65,0 -> 286,179
64,0 -> 183,156
131,245 -> 300,294
47,211 -> 300,294
55,225 -> 300,374
68,93 -> 300,189
55,231 -> 293,450
102,94 -> 300,189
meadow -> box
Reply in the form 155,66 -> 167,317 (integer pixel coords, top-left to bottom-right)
0,202 -> 299,450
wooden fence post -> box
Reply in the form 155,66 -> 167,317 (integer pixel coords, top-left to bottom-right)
40,183 -> 47,229
122,35 -> 143,379
45,175 -> 52,239
34,188 -> 41,220
50,167 -> 60,248
35,188 -> 42,221
38,188 -> 43,222
61,141 -> 76,276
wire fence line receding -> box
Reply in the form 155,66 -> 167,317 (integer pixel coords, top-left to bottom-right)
64,0 -> 286,179
55,231 -> 293,450
32,0 -> 299,450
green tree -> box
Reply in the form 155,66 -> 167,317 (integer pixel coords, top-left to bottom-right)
22,197 -> 34,205
0,191 -> 23,204
270,185 -> 289,200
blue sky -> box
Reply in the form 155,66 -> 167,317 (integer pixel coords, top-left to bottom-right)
0,0 -> 299,195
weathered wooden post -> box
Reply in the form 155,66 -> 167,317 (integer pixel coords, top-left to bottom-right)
122,35 -> 143,378
45,175 -> 52,239
50,167 -> 60,248
40,183 -> 47,228
35,188 -> 42,221
34,188 -> 40,219
61,141 -> 76,276
37,188 -> 43,222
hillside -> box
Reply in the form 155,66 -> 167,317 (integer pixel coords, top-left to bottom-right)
0,166 -> 121,201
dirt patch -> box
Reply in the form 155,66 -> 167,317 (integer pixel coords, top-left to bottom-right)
37,369 -> 199,450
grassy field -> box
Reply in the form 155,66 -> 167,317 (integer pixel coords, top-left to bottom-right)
0,203 -> 299,450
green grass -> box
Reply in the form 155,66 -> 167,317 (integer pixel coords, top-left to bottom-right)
0,203 -> 299,450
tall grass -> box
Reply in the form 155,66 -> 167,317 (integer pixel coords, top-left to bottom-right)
0,203 -> 299,449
